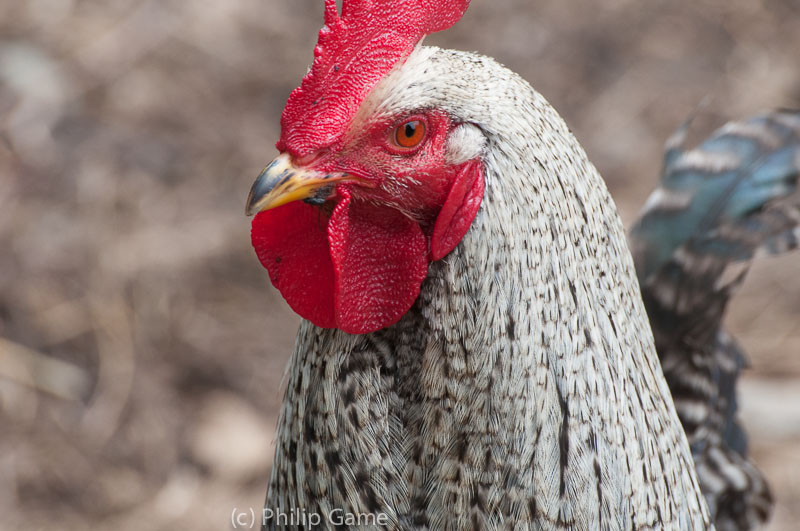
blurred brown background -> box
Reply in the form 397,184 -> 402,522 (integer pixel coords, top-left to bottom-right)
1,1 -> 798,529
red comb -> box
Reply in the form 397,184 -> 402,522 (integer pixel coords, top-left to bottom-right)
278,0 -> 471,157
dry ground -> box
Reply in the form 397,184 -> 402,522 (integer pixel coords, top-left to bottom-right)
0,1 -> 798,529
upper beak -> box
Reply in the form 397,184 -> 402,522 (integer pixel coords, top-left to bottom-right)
245,153 -> 362,216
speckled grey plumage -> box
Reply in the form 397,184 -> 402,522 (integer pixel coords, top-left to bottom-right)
264,46 -> 711,530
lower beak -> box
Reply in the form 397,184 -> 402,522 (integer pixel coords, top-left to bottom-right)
245,153 -> 361,216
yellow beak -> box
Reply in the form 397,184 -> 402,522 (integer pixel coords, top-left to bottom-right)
245,153 -> 361,216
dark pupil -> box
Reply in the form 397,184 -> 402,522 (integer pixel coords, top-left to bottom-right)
404,122 -> 417,138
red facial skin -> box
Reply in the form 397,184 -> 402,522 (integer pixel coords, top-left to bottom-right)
251,111 -> 484,334
317,112 -> 456,226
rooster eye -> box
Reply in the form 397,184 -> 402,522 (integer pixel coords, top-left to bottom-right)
393,119 -> 426,150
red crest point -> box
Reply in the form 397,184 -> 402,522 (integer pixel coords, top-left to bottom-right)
278,0 -> 471,156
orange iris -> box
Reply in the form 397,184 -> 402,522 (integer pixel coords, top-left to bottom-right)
394,119 -> 426,150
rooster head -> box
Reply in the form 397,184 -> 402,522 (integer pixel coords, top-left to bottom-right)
246,0 -> 480,334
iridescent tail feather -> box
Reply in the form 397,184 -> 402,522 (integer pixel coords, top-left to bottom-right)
631,109 -> 800,530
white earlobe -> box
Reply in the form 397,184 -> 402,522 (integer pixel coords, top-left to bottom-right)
445,123 -> 486,165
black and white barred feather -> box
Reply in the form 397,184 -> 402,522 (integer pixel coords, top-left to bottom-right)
630,109 -> 800,530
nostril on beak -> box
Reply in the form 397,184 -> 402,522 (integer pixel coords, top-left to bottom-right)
295,149 -> 329,167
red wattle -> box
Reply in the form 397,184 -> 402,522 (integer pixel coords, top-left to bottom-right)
328,189 -> 428,334
251,202 -> 337,328
251,188 -> 428,334
431,159 -> 485,260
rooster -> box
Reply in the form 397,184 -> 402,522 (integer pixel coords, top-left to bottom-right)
244,0 -> 799,529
